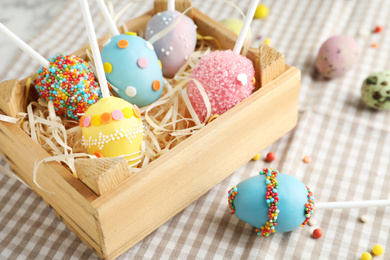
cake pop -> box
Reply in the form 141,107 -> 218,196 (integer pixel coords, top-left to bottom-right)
0,23 -> 101,120
96,0 -> 163,107
79,0 -> 143,166
145,0 -> 197,78
229,168 -> 390,236
187,0 -> 259,122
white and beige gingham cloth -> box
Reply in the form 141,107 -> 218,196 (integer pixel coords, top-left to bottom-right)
1,0 -> 390,259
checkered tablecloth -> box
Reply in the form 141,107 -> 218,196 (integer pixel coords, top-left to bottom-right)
1,0 -> 390,259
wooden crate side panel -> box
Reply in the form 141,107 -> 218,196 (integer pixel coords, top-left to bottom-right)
0,123 -> 103,255
94,67 -> 301,259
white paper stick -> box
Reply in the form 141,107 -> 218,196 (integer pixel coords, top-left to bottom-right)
96,0 -> 120,36
233,0 -> 259,54
79,0 -> 110,98
168,0 -> 175,11
0,23 -> 50,68
316,199 -> 390,210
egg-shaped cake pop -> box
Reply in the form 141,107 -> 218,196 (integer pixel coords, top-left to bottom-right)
315,35 -> 359,78
228,168 -> 314,236
361,71 -> 390,110
187,50 -> 255,122
35,54 -> 101,120
81,96 -> 144,166
145,10 -> 197,78
100,34 -> 163,107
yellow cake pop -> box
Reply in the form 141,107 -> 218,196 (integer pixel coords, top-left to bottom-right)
79,0 -> 144,167
80,97 -> 143,166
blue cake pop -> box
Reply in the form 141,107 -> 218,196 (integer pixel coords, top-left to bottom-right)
228,168 -> 315,236
100,34 -> 163,107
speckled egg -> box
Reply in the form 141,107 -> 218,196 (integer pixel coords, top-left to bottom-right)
228,169 -> 314,235
361,71 -> 390,110
100,34 -> 163,107
315,35 -> 359,78
145,10 -> 197,78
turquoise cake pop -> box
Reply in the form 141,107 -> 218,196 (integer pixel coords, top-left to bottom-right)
97,0 -> 163,107
228,168 -> 314,236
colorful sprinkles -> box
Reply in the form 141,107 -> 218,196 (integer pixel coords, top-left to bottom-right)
35,54 -> 101,120
228,186 -> 238,214
80,106 -> 140,128
301,186 -> 315,227
255,168 -> 279,237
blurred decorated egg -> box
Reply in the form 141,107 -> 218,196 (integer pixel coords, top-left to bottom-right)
145,10 -> 197,78
101,34 -> 163,107
220,18 -> 251,39
81,96 -> 144,166
315,35 -> 359,78
228,168 -> 315,236
361,71 -> 390,110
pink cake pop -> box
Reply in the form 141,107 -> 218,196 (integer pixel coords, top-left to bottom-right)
187,0 -> 259,122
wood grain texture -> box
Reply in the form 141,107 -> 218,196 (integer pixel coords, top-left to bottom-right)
75,157 -> 130,196
0,79 -> 25,117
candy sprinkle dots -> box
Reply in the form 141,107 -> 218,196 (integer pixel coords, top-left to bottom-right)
313,228 -> 322,238
254,4 -> 269,19
252,153 -> 261,161
303,155 -> 312,164
373,244 -> 384,255
361,252 -> 372,260
266,152 -> 275,162
360,215 -> 370,223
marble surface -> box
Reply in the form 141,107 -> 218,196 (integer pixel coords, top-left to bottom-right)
0,0 -> 68,76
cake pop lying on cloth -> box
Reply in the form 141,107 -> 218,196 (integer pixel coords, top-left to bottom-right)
0,23 -> 101,120
228,168 -> 390,236
79,0 -> 143,167
145,0 -> 197,78
187,0 -> 259,122
96,0 -> 163,107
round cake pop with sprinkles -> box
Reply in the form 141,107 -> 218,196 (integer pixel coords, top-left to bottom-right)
0,23 -> 101,120
145,0 -> 197,78
187,0 -> 259,122
188,50 -> 255,122
100,34 -> 163,107
35,54 -> 101,120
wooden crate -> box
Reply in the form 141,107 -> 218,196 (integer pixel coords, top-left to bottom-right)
0,1 -> 300,259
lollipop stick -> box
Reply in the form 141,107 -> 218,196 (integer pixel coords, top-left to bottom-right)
168,0 -> 175,11
79,0 -> 110,98
316,199 -> 390,210
96,0 -> 120,36
0,23 -> 50,68
233,0 -> 259,54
